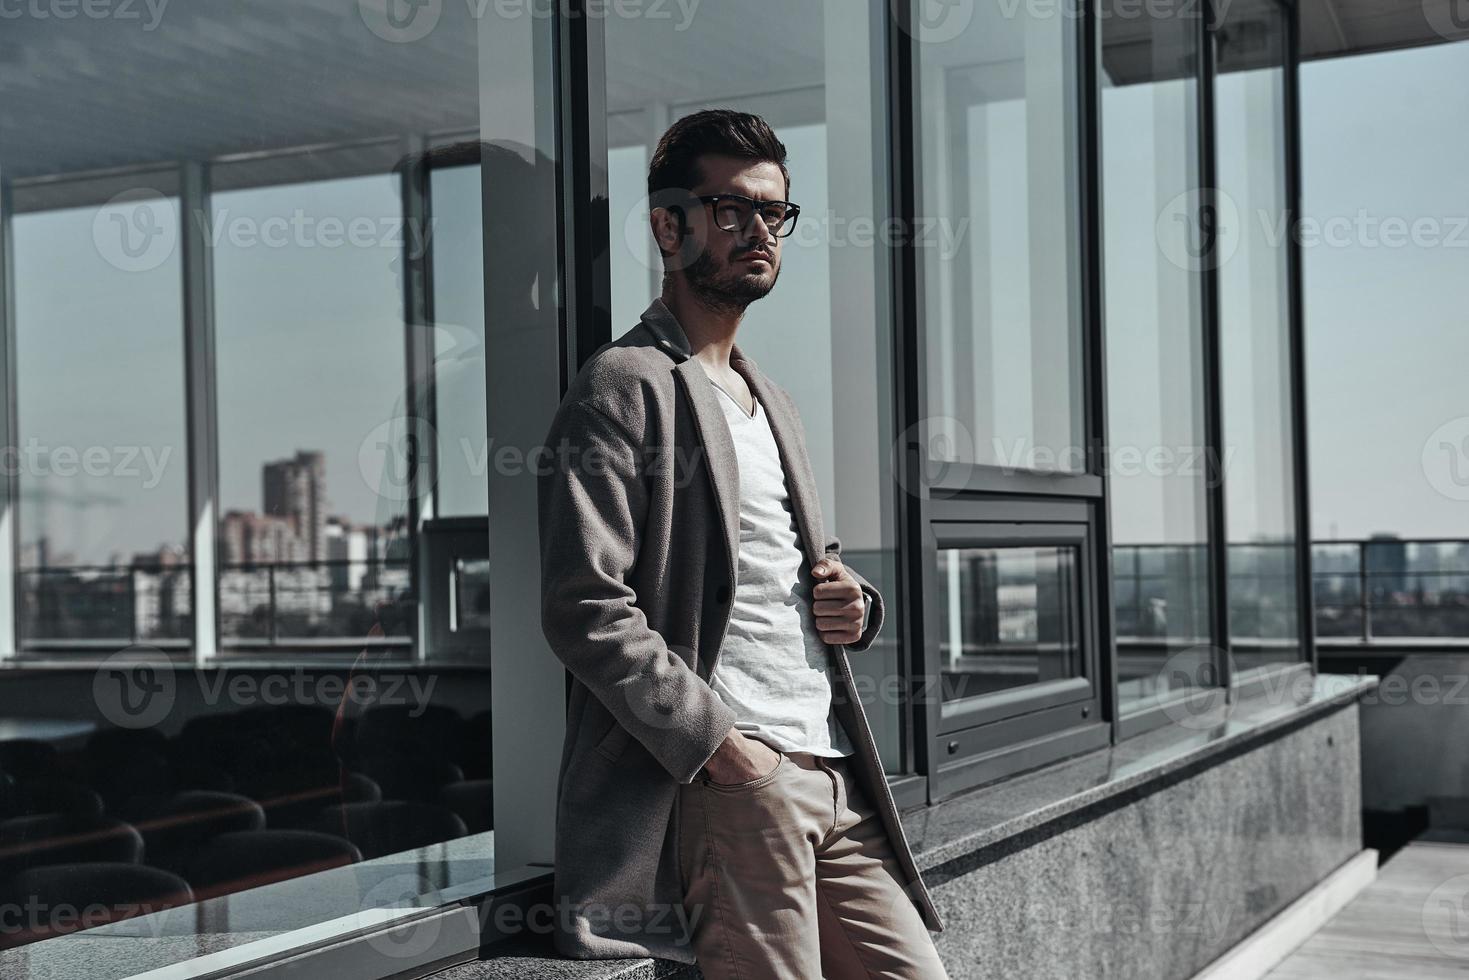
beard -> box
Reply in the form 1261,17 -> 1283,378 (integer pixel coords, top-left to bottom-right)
678,240 -> 779,316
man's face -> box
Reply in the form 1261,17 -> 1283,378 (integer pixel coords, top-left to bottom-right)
661,154 -> 789,309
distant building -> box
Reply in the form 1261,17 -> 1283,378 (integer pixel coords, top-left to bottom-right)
1368,533 -> 1407,597
220,509 -> 307,565
263,450 -> 328,562
325,517 -> 370,594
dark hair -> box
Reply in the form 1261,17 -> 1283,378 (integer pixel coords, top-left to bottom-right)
647,109 -> 790,203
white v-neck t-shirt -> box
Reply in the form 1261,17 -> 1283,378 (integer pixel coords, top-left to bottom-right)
706,377 -> 854,758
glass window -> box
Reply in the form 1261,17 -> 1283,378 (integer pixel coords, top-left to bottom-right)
604,2 -> 905,767
0,0 -> 553,962
936,544 -> 1082,702
912,0 -> 1084,472
11,183 -> 192,653
1216,0 -> 1302,671
1100,0 -> 1218,711
429,160 -> 490,521
213,169 -> 410,651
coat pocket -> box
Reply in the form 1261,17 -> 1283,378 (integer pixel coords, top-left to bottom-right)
593,718 -> 632,763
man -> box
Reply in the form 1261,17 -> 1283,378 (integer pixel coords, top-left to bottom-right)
538,109 -> 947,978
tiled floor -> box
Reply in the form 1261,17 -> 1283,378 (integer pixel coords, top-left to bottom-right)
1265,840 -> 1469,979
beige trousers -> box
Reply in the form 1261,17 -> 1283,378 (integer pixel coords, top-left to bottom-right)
677,748 -> 950,979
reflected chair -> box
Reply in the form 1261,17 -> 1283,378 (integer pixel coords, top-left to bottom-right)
84,744 -> 175,819
11,778 -> 106,819
0,814 -> 144,881
0,740 -> 59,782
134,791 -> 267,874
0,862 -> 193,950
309,801 -> 467,860
357,753 -> 464,804
453,710 -> 493,780
185,829 -> 361,898
438,780 -> 492,835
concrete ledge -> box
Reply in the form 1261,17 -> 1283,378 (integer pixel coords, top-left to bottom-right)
431,934 -> 694,980
920,688 -> 1368,978
906,674 -> 1377,880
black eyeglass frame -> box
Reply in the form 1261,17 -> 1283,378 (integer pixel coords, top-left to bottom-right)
694,193 -> 802,238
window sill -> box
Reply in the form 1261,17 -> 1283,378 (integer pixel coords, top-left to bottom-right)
0,833 -> 511,980
901,672 -> 1378,878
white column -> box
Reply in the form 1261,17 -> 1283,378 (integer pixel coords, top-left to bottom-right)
480,7 -> 565,874
181,162 -> 219,665
0,179 -> 17,661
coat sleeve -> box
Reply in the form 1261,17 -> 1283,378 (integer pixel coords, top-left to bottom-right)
538,398 -> 738,784
823,536 -> 885,653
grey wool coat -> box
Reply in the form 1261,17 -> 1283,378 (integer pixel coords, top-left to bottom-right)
536,297 -> 945,963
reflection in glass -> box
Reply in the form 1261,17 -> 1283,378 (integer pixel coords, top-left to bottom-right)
914,0 -> 1083,472
1101,0 -> 1217,709
936,546 -> 1081,702
1217,0 -> 1301,671
0,0 -> 513,958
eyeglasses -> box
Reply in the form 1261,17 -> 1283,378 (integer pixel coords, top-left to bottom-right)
695,193 -> 801,239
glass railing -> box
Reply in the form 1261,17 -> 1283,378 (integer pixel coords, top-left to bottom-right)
1117,538 -> 1469,647
15,558 -> 416,654
1312,538 -> 1469,642
217,559 -> 411,650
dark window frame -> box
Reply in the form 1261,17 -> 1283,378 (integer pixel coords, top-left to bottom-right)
892,0 -> 1116,799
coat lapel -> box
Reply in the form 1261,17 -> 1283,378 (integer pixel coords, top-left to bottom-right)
637,299 -> 826,581
639,300 -> 741,592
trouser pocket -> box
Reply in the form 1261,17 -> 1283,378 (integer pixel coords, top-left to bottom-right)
700,749 -> 787,792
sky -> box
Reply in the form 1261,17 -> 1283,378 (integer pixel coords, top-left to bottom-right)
1300,40 -> 1469,540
